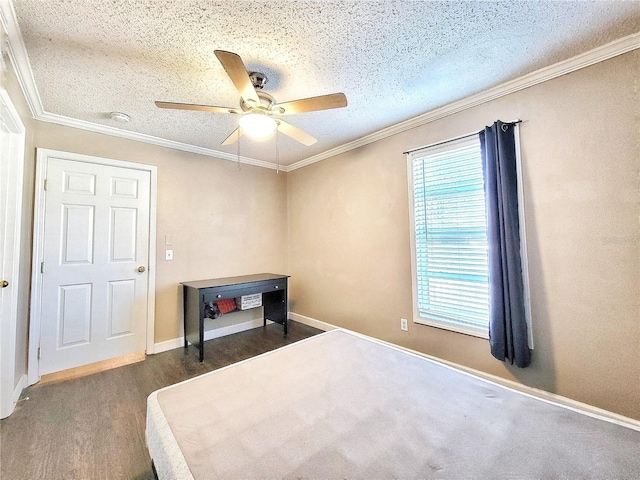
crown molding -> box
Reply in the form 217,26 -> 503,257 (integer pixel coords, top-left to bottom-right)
288,31 -> 640,171
0,0 -> 44,118
2,0 -> 637,173
38,110 -> 278,169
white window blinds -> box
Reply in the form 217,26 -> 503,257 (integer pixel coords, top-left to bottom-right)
409,137 -> 489,337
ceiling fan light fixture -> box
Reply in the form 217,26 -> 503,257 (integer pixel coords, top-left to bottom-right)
239,112 -> 277,139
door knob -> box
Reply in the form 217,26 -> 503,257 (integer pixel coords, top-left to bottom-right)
1,280 -> 8,288
137,266 -> 146,273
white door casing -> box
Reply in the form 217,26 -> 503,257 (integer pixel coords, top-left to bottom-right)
0,89 -> 26,419
30,149 -> 157,382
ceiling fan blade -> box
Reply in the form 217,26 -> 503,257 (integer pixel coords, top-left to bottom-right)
221,128 -> 242,146
273,93 -> 347,115
155,101 -> 241,114
277,120 -> 317,146
214,50 -> 260,106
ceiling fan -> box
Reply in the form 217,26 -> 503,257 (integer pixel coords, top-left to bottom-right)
155,50 -> 347,146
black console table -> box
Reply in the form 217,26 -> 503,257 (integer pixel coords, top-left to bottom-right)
181,273 -> 290,361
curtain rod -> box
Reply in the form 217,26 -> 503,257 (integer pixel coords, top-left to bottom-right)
403,119 -> 522,155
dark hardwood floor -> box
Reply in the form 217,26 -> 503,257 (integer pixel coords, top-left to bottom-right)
0,321 -> 323,480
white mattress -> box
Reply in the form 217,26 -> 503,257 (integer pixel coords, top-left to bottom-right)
146,329 -> 640,479
146,388 -> 193,479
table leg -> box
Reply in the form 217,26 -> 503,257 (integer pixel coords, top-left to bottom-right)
183,285 -> 188,348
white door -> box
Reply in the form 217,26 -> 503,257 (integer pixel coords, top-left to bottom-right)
0,90 -> 26,418
38,157 -> 151,375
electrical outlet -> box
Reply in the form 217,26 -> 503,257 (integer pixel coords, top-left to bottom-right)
165,249 -> 174,261
401,318 -> 408,331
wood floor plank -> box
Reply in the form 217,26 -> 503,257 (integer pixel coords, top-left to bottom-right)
0,321 -> 323,480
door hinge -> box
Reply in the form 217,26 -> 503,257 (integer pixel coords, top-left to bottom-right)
43,179 -> 48,191
40,262 -> 45,274
37,347 -> 41,359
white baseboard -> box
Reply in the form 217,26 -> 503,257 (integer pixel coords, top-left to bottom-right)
288,312 -> 640,430
202,319 -> 273,341
152,337 -> 184,354
13,374 -> 27,402
288,312 -> 335,331
12,373 -> 27,404
153,319 -> 274,354
1,374 -> 26,419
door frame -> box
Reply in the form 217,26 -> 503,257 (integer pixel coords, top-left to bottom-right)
0,89 -> 26,418
28,148 -> 157,385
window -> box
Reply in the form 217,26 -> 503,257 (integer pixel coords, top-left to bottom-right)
408,136 -> 489,338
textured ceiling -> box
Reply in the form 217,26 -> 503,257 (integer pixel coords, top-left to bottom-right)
7,1 -> 640,167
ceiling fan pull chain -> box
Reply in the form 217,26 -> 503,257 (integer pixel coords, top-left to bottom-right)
276,127 -> 280,175
237,126 -> 241,171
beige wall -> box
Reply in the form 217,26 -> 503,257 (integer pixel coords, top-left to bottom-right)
29,126 -> 288,342
4,61 -> 288,381
288,51 -> 640,420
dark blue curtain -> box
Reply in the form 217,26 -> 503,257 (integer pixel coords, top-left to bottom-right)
480,121 -> 531,368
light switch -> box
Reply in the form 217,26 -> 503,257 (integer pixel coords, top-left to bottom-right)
165,235 -> 173,246
165,249 -> 174,261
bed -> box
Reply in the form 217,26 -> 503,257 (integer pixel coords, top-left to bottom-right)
146,329 -> 640,479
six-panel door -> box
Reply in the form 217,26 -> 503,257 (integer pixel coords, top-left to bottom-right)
38,158 -> 151,375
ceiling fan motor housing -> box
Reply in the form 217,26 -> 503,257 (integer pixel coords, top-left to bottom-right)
249,71 -> 268,90
241,91 -> 275,112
